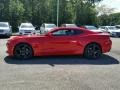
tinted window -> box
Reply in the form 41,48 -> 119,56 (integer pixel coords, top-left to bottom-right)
46,24 -> 56,28
66,24 -> 77,28
0,23 -> 8,27
52,29 -> 82,36
85,26 -> 97,30
21,24 -> 33,28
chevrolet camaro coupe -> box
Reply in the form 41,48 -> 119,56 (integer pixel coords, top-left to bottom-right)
6,27 -> 112,59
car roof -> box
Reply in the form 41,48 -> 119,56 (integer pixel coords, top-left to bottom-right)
20,23 -> 33,25
50,27 -> 84,32
62,24 -> 76,25
44,23 -> 56,25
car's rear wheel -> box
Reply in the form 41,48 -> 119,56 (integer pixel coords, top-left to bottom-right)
14,43 -> 33,59
84,43 -> 102,59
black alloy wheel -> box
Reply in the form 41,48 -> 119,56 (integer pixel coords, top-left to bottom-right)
14,43 -> 33,59
84,43 -> 102,59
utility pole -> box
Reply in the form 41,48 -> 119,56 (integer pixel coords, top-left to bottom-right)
57,0 -> 59,27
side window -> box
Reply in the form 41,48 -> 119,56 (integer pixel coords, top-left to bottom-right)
52,30 -> 67,36
52,29 -> 82,36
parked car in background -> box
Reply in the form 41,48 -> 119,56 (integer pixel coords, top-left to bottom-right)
99,26 -> 120,37
19,23 -> 36,35
80,25 -> 103,33
115,25 -> 120,29
6,27 -> 112,59
61,24 -> 78,28
40,23 -> 57,34
0,22 -> 12,37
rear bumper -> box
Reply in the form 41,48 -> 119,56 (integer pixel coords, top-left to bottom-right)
102,39 -> 112,53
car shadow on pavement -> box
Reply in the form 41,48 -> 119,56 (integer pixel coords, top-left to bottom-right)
4,54 -> 119,66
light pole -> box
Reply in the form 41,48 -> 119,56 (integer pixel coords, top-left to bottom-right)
57,0 -> 59,27
57,0 -> 70,27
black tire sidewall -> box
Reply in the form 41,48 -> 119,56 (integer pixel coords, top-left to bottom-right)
14,43 -> 33,60
84,44 -> 102,59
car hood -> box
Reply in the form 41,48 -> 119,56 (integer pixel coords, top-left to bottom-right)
19,28 -> 35,31
0,27 -> 10,30
9,35 -> 43,40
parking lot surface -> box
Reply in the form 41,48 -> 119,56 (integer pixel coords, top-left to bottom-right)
0,37 -> 120,90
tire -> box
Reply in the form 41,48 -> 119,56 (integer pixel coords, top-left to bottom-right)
84,43 -> 102,59
13,43 -> 33,59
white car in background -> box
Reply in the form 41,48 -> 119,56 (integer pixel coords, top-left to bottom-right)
80,25 -> 103,33
99,26 -> 120,37
61,24 -> 78,28
0,22 -> 12,37
40,23 -> 57,34
19,23 -> 36,35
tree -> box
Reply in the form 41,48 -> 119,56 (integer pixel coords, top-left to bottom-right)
9,0 -> 25,32
0,0 -> 103,32
96,5 -> 115,26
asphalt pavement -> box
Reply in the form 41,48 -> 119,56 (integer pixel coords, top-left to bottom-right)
0,37 -> 120,90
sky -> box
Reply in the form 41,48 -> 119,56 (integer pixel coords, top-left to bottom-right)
100,0 -> 120,13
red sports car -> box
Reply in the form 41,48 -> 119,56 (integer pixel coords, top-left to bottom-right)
6,27 -> 112,59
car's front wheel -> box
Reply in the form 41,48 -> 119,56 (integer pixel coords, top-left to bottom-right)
13,43 -> 33,59
84,43 -> 102,59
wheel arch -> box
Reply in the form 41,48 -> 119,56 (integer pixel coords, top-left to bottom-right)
84,42 -> 102,53
13,42 -> 34,56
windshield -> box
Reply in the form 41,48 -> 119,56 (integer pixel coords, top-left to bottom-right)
108,26 -> 118,30
21,25 -> 34,28
0,23 -> 8,27
46,24 -> 56,28
86,26 -> 98,30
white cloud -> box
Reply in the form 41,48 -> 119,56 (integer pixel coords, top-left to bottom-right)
99,0 -> 120,13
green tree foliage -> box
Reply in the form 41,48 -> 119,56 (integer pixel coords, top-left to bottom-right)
96,5 -> 120,26
98,13 -> 120,26
0,0 -> 102,32
9,0 -> 25,32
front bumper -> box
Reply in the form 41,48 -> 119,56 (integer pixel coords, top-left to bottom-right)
19,30 -> 36,35
6,41 -> 14,56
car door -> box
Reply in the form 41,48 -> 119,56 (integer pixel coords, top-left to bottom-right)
42,29 -> 82,55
